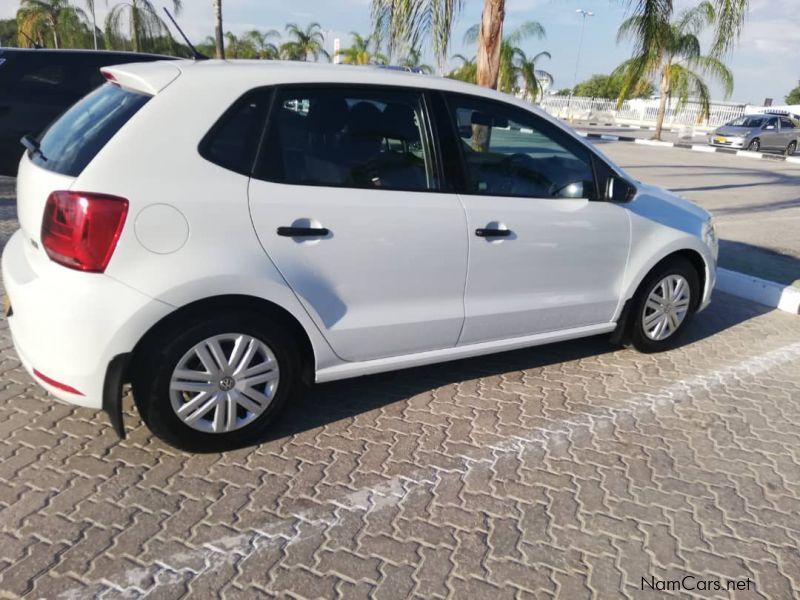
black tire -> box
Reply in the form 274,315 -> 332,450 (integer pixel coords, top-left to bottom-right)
747,138 -> 760,152
628,257 -> 700,353
787,141 -> 797,156
132,312 -> 300,452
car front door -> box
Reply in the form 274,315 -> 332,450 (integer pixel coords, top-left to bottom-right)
439,92 -> 631,345
761,116 -> 779,149
248,85 -> 468,362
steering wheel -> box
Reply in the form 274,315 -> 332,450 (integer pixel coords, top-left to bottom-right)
502,153 -> 550,187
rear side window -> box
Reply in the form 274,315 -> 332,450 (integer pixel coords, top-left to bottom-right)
255,86 -> 434,191
199,89 -> 272,175
31,83 -> 149,176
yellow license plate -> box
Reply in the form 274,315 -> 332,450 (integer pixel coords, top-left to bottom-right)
3,294 -> 11,318
714,136 -> 726,143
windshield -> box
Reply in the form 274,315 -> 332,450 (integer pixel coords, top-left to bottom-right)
727,116 -> 765,128
31,83 -> 150,176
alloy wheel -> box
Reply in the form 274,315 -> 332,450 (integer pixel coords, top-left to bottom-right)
642,275 -> 691,341
169,333 -> 279,433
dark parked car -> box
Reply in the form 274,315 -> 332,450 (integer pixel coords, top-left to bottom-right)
0,48 -> 174,176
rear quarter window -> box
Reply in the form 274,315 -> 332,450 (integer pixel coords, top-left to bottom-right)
30,82 -> 149,177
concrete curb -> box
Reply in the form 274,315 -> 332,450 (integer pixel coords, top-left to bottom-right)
716,268 -> 800,314
578,131 -> 799,164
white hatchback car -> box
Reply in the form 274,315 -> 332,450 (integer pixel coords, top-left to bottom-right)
2,60 -> 718,451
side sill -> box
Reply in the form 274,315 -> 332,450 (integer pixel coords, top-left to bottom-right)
315,322 -> 616,383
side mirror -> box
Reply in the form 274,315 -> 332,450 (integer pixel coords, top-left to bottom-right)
764,124 -> 775,130
606,176 -> 636,202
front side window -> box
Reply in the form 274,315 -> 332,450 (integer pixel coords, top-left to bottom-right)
445,94 -> 596,199
256,86 -> 434,191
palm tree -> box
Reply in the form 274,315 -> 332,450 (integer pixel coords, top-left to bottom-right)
17,0 -> 88,48
464,21 -> 547,94
515,49 -> 552,101
615,1 -> 733,140
475,0 -> 504,89
280,22 -> 328,62
212,0 -> 223,58
336,32 -> 387,65
370,0 -> 462,74
105,0 -> 182,53
244,29 -> 280,59
629,0 -> 749,60
447,53 -> 476,82
398,47 -> 432,73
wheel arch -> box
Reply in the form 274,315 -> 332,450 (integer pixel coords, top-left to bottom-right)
129,294 -> 317,386
611,248 -> 708,345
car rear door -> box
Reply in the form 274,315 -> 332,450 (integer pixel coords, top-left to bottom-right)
779,117 -> 797,150
438,92 -> 630,345
247,85 -> 468,362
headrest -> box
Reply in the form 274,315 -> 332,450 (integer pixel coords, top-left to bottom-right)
308,96 -> 348,134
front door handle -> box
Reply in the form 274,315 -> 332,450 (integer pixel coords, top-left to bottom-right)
475,228 -> 511,238
277,226 -> 329,237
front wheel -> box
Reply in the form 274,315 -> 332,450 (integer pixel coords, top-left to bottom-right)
747,138 -> 761,152
132,312 -> 300,451
628,258 -> 700,353
787,141 -> 797,156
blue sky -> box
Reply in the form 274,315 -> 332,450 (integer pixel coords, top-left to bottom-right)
1,0 -> 797,104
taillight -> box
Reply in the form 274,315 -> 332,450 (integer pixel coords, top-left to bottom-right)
41,191 -> 129,273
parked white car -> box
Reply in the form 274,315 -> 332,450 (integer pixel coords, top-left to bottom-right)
2,60 -> 718,451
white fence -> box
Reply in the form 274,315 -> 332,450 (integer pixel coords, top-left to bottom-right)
538,95 -> 746,129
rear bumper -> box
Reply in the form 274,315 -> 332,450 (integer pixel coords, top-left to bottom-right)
2,229 -> 173,409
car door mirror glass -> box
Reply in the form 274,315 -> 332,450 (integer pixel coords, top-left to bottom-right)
606,176 -> 635,202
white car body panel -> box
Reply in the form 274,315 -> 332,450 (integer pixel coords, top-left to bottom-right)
2,60 -> 717,411
458,195 -> 630,344
248,181 -> 468,362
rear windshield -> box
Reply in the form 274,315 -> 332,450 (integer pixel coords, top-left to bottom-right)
30,83 -> 149,176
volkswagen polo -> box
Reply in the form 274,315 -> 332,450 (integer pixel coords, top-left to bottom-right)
2,60 -> 718,451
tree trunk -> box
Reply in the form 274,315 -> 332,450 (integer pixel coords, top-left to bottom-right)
50,16 -> 59,48
654,69 -> 670,140
476,0 -> 505,90
213,0 -> 224,59
132,3 -> 141,52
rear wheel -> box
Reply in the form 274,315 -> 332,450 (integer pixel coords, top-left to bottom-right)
787,141 -> 797,156
628,257 -> 700,353
747,138 -> 761,152
132,312 -> 299,451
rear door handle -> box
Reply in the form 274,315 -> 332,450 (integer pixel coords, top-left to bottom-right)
277,226 -> 329,237
475,228 -> 511,238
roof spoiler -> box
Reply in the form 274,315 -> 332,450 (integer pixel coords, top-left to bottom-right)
100,62 -> 182,95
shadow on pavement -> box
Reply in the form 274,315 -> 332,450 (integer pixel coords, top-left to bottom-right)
719,239 -> 800,286
262,291 -> 773,444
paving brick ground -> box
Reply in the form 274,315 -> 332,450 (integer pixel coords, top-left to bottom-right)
1,176 -> 800,599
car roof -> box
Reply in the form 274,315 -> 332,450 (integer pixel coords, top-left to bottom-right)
112,58 -> 546,112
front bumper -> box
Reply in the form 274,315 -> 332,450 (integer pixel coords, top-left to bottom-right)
708,137 -> 746,149
2,230 -> 173,409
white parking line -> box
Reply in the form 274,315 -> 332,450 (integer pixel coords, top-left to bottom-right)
63,339 -> 800,598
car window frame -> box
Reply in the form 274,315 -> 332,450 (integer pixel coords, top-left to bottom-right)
439,91 -> 607,202
198,87 -> 275,177
250,83 -> 444,194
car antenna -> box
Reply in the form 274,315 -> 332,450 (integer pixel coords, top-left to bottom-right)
162,7 -> 209,60
19,30 -> 42,49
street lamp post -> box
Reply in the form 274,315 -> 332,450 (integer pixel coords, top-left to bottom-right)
569,8 -> 594,121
